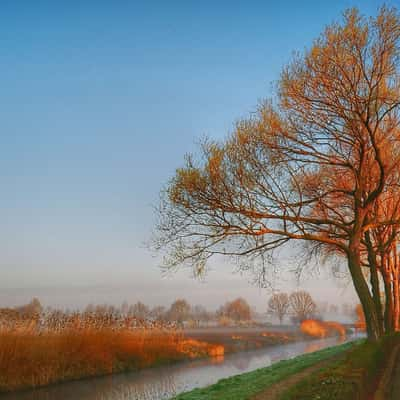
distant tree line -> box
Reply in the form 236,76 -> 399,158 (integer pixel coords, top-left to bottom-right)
267,291 -> 357,325
0,295 -> 359,331
0,297 -> 256,330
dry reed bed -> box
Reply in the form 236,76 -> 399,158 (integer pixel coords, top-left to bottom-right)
0,328 -> 222,392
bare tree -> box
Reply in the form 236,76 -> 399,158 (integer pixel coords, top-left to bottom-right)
17,298 -> 43,317
191,304 -> 209,327
153,8 -> 400,340
268,293 -> 290,324
150,306 -> 167,322
121,301 -> 129,316
129,302 -> 149,320
222,298 -> 252,323
168,299 -> 191,327
289,291 -> 317,323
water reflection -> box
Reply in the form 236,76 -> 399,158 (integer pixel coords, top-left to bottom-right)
0,373 -> 178,400
304,342 -> 325,354
2,336 -> 358,400
209,355 -> 225,365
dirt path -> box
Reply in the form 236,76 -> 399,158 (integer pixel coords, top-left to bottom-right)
385,346 -> 400,400
371,344 -> 400,400
250,355 -> 342,400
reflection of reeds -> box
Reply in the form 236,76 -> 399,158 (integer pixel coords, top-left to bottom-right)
304,342 -> 324,353
103,375 -> 177,400
0,328 -> 223,393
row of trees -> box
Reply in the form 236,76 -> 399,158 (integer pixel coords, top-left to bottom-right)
268,291 -> 317,325
86,298 -> 254,326
9,298 -> 252,327
154,7 -> 400,340
3,296 -> 358,329
266,291 -> 357,324
84,299 -> 195,326
317,302 -> 357,318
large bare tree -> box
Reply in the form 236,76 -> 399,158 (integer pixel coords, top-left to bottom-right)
289,291 -> 317,323
153,7 -> 400,340
268,293 -> 290,324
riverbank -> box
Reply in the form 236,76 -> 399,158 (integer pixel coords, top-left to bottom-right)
173,334 -> 400,400
0,335 -> 354,400
0,326 -> 295,393
172,340 -> 361,400
280,334 -> 400,400
0,328 -> 220,392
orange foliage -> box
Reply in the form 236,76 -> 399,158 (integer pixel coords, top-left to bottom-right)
324,321 -> 346,337
301,319 -> 328,338
301,319 -> 346,338
208,345 -> 225,357
176,339 -> 224,358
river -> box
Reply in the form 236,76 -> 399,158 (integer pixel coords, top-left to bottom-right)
1,334 -> 361,400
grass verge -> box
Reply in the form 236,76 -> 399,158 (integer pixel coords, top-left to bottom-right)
172,340 -> 360,400
280,334 -> 400,400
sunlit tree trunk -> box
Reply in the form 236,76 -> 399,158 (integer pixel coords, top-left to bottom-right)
392,245 -> 400,331
393,273 -> 400,331
379,245 -> 400,333
365,232 -> 384,336
382,265 -> 394,333
348,243 -> 380,341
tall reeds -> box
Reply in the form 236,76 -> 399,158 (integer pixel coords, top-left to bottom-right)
0,326 -> 221,392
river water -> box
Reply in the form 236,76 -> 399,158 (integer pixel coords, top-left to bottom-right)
1,335 -> 361,400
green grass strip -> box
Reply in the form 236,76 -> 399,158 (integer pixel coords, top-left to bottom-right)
173,340 -> 362,400
279,334 -> 400,400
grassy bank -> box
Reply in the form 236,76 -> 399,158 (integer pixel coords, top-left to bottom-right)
0,329 -> 222,392
173,340 -> 360,400
281,334 -> 400,400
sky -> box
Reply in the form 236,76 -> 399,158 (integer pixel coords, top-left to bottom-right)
0,0 -> 394,311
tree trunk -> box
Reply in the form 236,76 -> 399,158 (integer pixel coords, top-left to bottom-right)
370,263 -> 384,335
393,274 -> 399,331
382,267 -> 394,333
348,250 -> 380,341
365,232 -> 384,335
392,245 -> 400,331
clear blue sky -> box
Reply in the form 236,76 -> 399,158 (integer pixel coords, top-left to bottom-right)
0,0 -> 391,309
